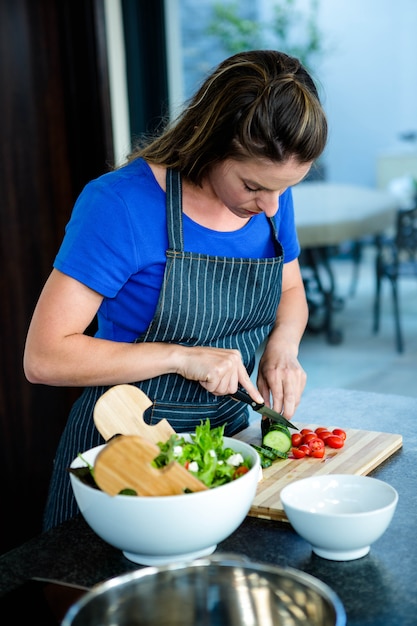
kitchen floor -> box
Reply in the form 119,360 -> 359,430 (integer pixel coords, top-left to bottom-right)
298,244 -> 417,398
254,244 -> 417,403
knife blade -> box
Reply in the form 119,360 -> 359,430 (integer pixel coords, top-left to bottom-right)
229,389 -> 299,430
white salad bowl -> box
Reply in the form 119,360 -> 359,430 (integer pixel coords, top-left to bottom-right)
280,474 -> 398,561
69,436 -> 260,566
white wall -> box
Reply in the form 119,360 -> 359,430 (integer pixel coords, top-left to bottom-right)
106,0 -> 417,186
314,0 -> 417,186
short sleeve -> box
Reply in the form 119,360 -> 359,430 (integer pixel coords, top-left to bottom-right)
275,188 -> 300,263
54,178 -> 139,297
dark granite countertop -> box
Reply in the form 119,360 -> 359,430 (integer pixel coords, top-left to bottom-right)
1,388 -> 416,625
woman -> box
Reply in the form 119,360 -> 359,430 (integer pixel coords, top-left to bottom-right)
24,50 -> 327,529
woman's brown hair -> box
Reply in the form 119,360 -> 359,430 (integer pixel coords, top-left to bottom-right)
130,50 -> 327,185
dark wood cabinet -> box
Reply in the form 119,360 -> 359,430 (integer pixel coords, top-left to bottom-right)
0,0 -> 113,554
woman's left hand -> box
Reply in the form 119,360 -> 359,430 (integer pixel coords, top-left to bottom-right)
256,258 -> 308,418
256,340 -> 307,419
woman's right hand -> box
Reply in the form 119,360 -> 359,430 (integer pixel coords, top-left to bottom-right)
24,270 -> 264,405
176,345 -> 264,403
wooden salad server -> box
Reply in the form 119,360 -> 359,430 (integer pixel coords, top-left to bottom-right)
93,385 -> 208,495
94,435 -> 208,496
93,384 -> 175,445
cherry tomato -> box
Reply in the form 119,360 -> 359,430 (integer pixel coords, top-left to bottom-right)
302,432 -> 319,445
233,466 -> 249,479
291,433 -> 303,447
326,435 -> 345,449
332,428 -> 347,441
310,447 -> 325,458
289,425 -> 347,461
317,430 -> 333,442
292,447 -> 307,459
308,438 -> 325,453
298,444 -> 311,456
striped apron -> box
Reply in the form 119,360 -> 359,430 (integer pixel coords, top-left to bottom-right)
43,169 -> 284,530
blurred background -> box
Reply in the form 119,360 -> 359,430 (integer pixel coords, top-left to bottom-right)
1,0 -> 416,555
169,0 -> 417,188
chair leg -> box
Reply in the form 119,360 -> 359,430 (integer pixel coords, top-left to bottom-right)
373,263 -> 382,334
349,241 -> 362,297
373,280 -> 381,333
390,278 -> 404,353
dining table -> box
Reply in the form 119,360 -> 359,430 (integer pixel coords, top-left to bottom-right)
0,387 -> 415,625
292,182 -> 398,344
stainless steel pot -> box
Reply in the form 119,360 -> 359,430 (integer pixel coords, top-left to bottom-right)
62,553 -> 346,626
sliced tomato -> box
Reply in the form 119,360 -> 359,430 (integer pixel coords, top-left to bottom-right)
317,430 -> 333,442
291,447 -> 307,459
291,433 -> 303,447
233,466 -> 249,479
298,444 -> 311,456
289,425 -> 346,461
332,428 -> 347,441
302,432 -> 319,445
310,447 -> 325,458
326,435 -> 345,449
308,438 -> 325,453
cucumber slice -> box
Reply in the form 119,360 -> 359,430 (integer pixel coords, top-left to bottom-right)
251,444 -> 288,467
250,445 -> 277,468
262,444 -> 288,459
259,456 -> 273,469
262,428 -> 292,454
269,423 -> 291,437
251,444 -> 278,460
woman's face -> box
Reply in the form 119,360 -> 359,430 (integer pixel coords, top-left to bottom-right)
207,157 -> 312,219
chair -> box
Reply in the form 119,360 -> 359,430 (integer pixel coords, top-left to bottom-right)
300,247 -> 344,345
373,206 -> 417,352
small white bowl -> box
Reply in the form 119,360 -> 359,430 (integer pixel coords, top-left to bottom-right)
280,474 -> 398,561
70,436 -> 260,566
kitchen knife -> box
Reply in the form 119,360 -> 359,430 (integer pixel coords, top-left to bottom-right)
230,389 -> 299,430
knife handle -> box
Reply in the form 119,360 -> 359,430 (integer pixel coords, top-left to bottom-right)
230,389 -> 264,411
230,389 -> 298,430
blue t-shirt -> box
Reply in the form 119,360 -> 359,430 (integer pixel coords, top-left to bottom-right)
54,159 -> 300,342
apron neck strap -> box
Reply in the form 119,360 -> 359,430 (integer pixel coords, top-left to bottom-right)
166,168 -> 184,251
268,214 -> 279,241
166,167 -> 281,254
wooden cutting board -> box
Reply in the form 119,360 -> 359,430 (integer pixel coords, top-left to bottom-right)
236,422 -> 403,522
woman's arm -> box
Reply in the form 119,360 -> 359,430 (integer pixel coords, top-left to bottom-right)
23,269 -> 263,401
256,258 -> 308,418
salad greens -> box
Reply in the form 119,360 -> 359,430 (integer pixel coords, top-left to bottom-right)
68,420 -> 251,492
152,420 -> 251,488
